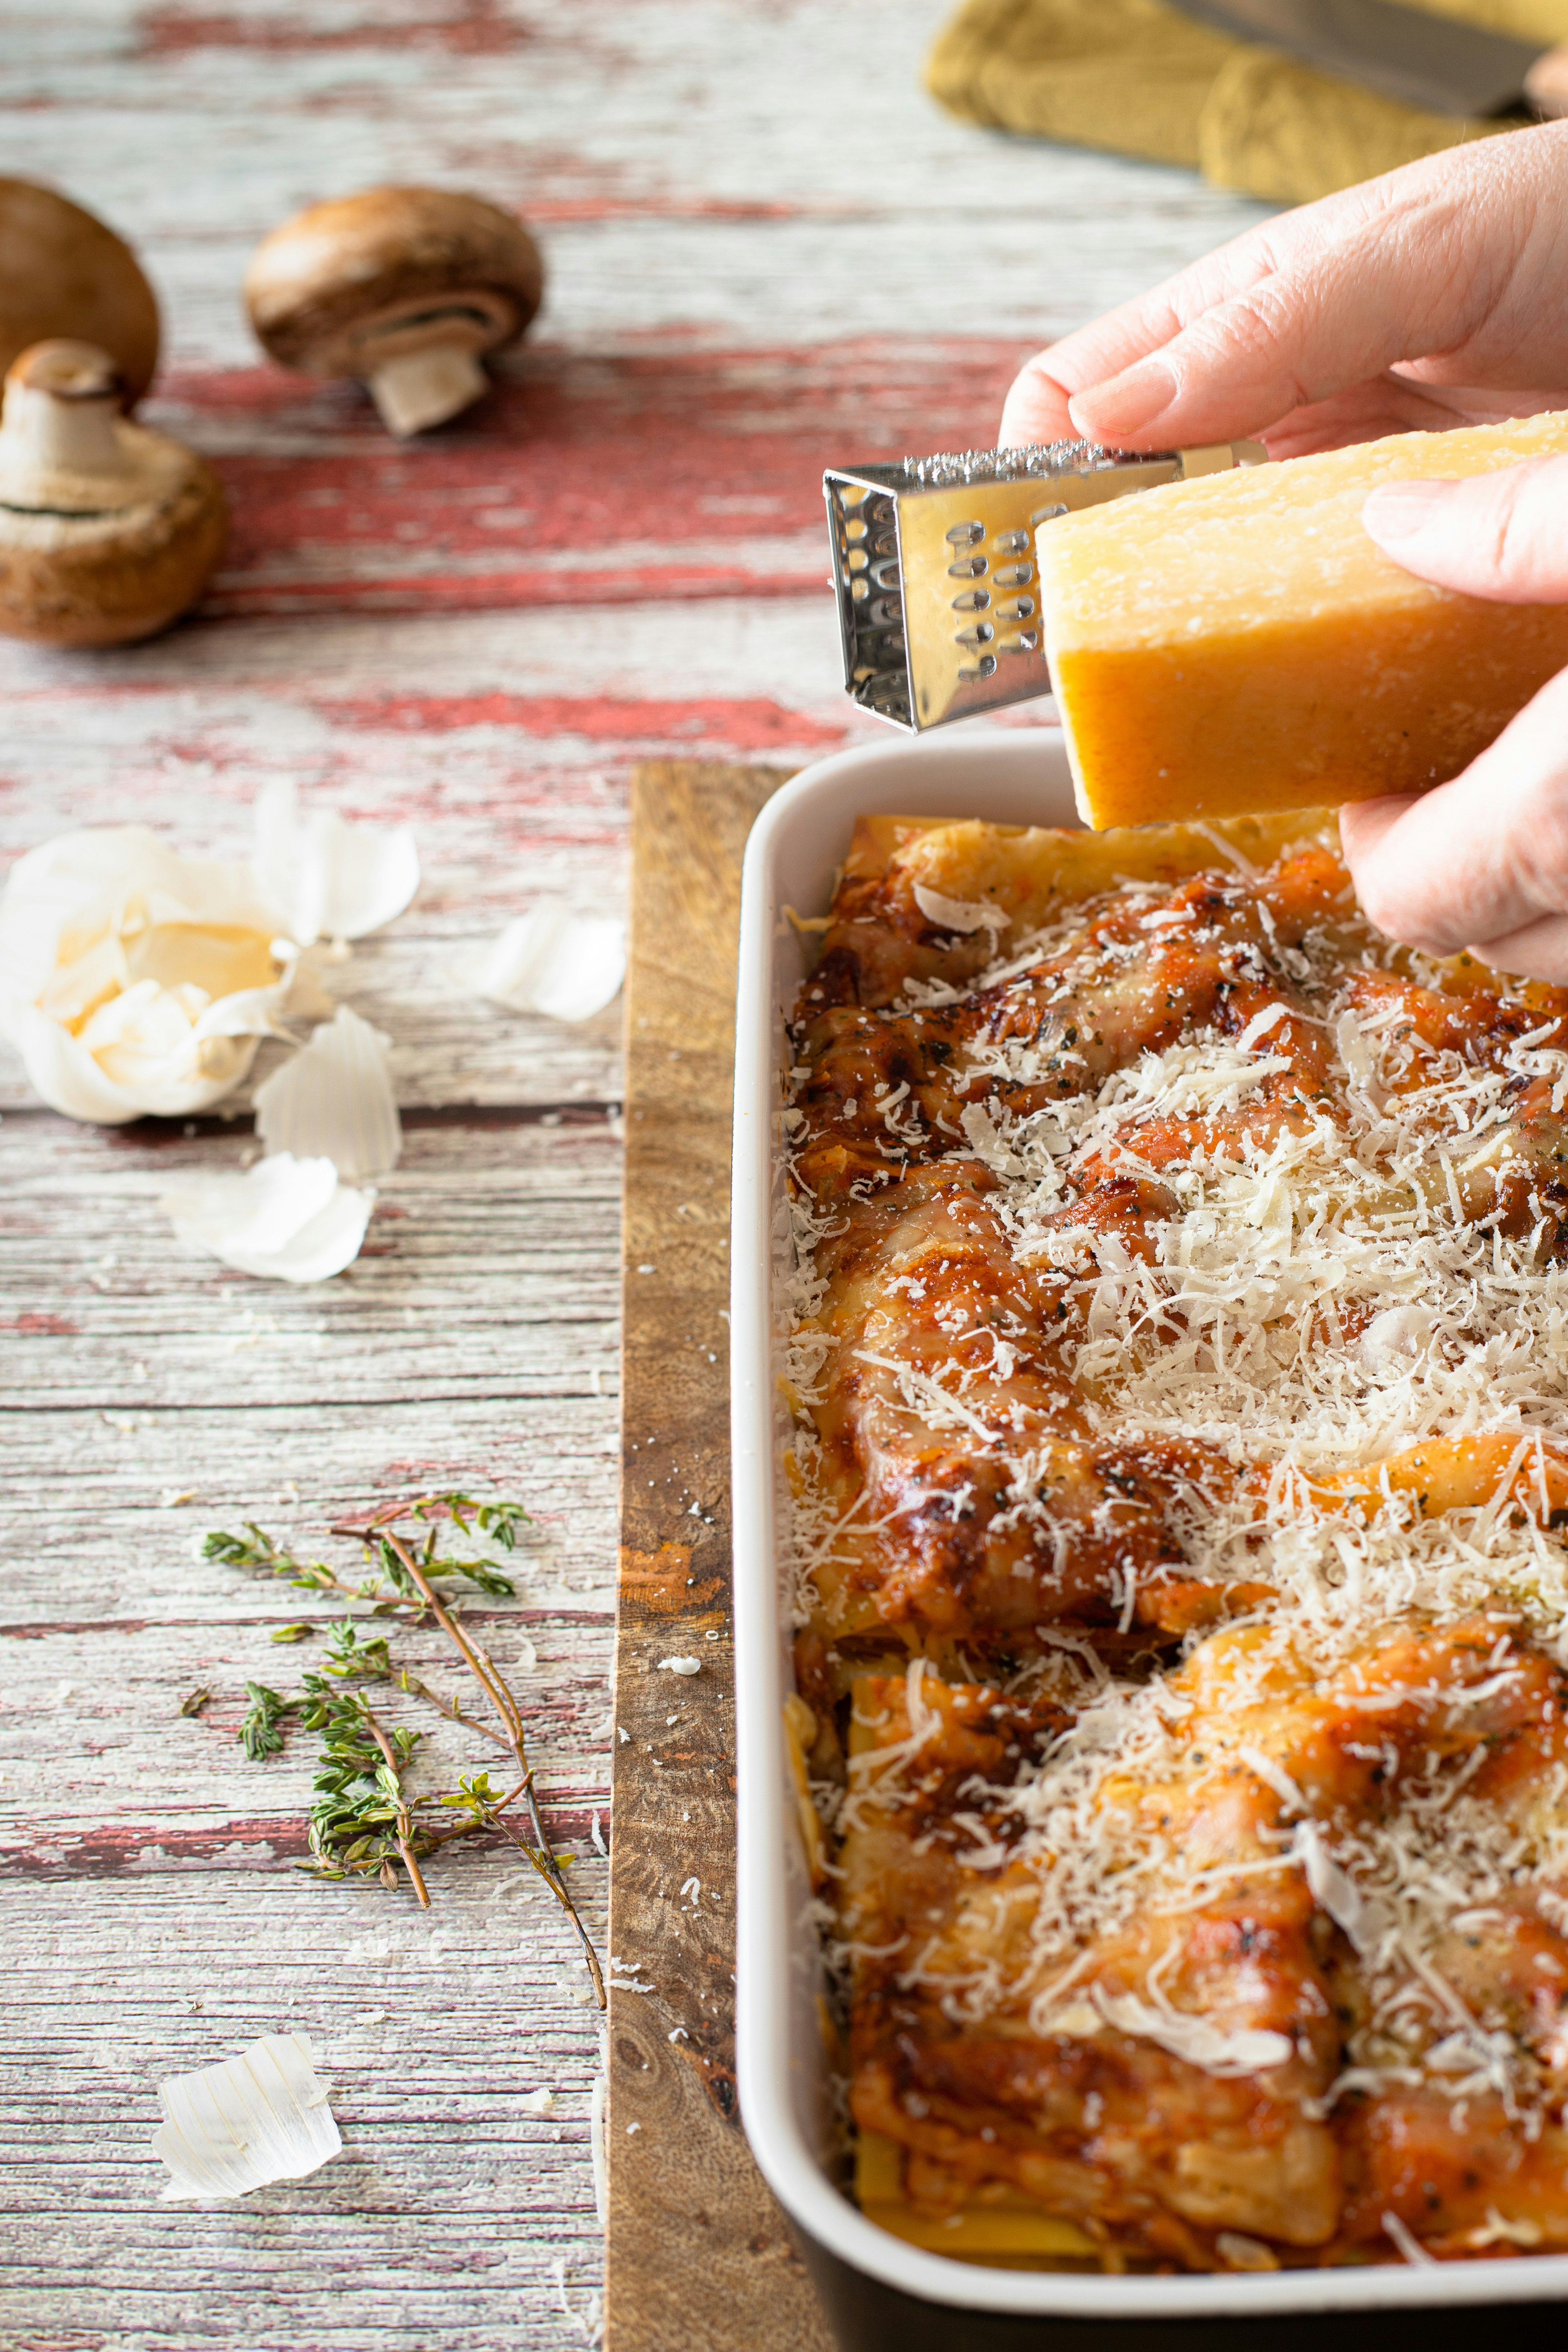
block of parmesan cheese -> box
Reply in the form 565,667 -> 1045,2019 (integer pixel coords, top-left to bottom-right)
1037,408 -> 1568,829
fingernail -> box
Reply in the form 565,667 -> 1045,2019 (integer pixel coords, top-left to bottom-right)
1070,358 -> 1177,440
1363,478 -> 1455,539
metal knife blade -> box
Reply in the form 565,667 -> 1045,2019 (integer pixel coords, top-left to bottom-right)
1167,0 -> 1551,117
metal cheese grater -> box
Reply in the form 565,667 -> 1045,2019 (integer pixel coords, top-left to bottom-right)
824,440 -> 1265,732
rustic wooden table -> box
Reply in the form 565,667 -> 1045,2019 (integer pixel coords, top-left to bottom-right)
0,5 -> 1268,2345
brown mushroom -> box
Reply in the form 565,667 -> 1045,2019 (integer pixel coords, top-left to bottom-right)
0,179 -> 160,406
243,185 -> 545,437
0,340 -> 227,647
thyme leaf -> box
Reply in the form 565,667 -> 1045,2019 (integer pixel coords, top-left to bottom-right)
240,1681 -> 298,1761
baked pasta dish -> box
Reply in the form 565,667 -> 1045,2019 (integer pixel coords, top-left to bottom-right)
778,806 -> 1568,2275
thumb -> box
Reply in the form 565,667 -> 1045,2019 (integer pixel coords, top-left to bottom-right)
1362,454 -> 1568,603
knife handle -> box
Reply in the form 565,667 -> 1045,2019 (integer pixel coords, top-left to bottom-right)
1525,43 -> 1568,116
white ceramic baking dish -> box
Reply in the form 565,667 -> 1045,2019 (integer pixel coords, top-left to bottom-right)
729,728 -> 1568,2347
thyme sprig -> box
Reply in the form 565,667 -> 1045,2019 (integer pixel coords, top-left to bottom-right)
337,1508 -> 606,2009
202,1504 -> 518,1610
208,1493 -> 605,2009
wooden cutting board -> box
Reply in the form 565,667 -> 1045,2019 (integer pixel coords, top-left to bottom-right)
605,760 -> 835,2352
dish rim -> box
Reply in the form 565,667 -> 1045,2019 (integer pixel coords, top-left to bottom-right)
728,727 -> 1568,2317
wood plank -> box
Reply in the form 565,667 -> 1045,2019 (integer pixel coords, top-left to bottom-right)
607,761 -> 831,2352
0,1108 -> 615,2348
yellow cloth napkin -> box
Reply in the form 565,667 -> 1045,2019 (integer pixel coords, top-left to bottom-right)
924,0 -> 1568,202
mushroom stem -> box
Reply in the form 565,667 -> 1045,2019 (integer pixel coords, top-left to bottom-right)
366,343 -> 489,438
0,341 -> 135,511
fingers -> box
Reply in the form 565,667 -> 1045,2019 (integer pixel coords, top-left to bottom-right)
998,196 -> 1345,449
1340,669 -> 1568,975
1362,455 -> 1568,604
1067,194 -> 1475,447
998,357 -> 1078,449
999,233 -> 1289,450
1000,129 -> 1568,453
999,205 -> 1429,451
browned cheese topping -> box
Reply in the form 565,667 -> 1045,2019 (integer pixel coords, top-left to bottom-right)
780,809 -> 1568,2273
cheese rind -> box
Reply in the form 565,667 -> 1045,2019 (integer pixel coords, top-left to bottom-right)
1037,410 -> 1568,830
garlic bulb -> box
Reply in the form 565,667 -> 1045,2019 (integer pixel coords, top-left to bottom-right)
0,826 -> 318,1121
0,792 -> 419,1124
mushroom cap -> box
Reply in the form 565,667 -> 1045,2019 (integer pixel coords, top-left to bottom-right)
244,186 -> 545,379
0,340 -> 226,649
0,179 -> 160,406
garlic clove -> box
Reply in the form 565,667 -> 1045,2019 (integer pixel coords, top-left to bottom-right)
36,927 -> 125,1028
11,996 -> 265,1123
481,900 -> 625,1023
252,1004 -> 401,1182
10,1001 -> 165,1122
162,1152 -> 374,1284
152,2031 -> 342,2201
1,826 -> 249,1015
254,778 -> 418,945
121,920 -> 281,1000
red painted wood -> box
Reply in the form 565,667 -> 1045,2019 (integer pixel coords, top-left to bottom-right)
139,1 -> 534,56
149,340 -> 1030,615
316,692 -> 848,750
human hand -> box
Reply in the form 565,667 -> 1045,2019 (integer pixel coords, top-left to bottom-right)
1000,124 -> 1568,460
1340,455 -> 1568,983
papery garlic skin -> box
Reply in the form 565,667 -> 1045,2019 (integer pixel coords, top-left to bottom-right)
482,899 -> 625,1023
161,1009 -> 401,1285
0,825 -> 309,1122
254,1004 -> 401,1181
162,1153 -> 375,1283
255,777 -> 419,945
153,2031 -> 342,2201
